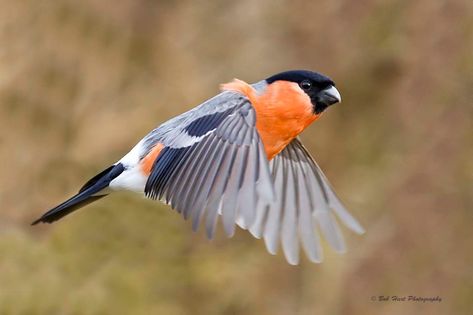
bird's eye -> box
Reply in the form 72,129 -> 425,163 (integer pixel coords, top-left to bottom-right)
300,80 -> 312,90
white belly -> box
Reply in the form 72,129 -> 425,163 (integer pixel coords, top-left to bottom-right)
109,166 -> 147,192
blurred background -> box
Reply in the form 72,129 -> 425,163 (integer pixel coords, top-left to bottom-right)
0,0 -> 472,314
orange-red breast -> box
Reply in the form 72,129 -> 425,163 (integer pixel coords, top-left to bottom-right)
32,70 -> 364,265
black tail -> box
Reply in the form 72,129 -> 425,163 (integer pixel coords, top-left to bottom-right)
32,163 -> 125,225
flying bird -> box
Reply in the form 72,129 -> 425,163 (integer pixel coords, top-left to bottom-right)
32,70 -> 364,265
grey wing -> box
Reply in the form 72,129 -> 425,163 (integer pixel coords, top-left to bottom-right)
144,93 -> 276,238
248,138 -> 365,265
141,91 -> 247,152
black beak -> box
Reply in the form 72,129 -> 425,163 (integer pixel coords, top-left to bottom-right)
317,85 -> 341,106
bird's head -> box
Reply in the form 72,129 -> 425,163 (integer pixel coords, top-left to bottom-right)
265,70 -> 341,114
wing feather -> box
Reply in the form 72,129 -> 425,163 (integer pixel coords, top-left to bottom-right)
265,138 -> 364,263
144,95 -> 275,240
184,136 -> 221,222
263,157 -> 283,255
181,136 -> 216,220
281,152 -> 299,265
290,144 -> 323,262
190,140 -> 227,231
166,146 -> 198,209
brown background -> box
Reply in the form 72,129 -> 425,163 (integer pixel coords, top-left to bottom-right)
0,0 -> 472,314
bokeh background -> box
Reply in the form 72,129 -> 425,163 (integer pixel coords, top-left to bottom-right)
1,0 -> 472,314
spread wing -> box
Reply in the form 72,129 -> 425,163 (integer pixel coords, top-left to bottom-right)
248,138 -> 365,264
142,91 -> 363,265
143,91 -> 276,238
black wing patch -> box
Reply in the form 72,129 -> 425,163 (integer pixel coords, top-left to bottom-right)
183,108 -> 234,137
145,108 -> 236,199
145,146 -> 188,200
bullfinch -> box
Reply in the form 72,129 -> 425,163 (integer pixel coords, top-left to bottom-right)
33,70 -> 364,265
